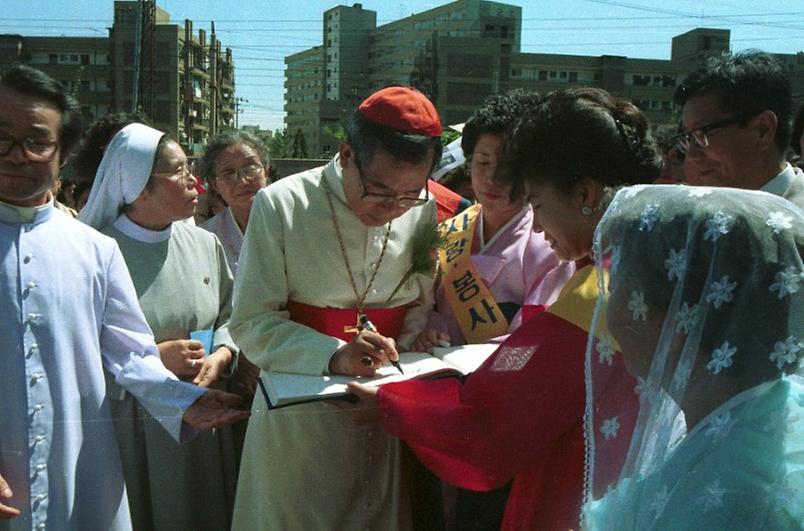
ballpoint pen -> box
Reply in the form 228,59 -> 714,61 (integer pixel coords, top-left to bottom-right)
358,313 -> 404,374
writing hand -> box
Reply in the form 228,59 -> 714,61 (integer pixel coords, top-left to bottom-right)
329,330 -> 399,377
0,471 -> 20,519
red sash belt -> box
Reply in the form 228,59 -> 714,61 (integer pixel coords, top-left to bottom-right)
286,300 -> 408,342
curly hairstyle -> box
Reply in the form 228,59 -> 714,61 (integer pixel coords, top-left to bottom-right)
460,89 -> 542,160
71,112 -> 152,183
197,130 -> 270,183
674,51 -> 792,153
502,87 -> 661,199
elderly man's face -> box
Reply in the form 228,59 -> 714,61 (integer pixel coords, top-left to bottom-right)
0,85 -> 62,207
680,92 -> 758,188
340,143 -> 433,227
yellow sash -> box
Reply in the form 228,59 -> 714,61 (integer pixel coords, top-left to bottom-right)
438,204 -> 509,342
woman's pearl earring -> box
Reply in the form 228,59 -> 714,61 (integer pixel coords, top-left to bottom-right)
581,206 -> 593,216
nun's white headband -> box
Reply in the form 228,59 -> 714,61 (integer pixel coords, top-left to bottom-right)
79,123 -> 165,230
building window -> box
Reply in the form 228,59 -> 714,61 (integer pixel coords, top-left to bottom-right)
81,54 -> 90,65
569,71 -> 578,82
80,80 -> 90,91
559,71 -> 567,79
511,68 -> 521,77
49,54 -> 57,64
538,70 -> 547,81
632,74 -> 650,86
549,71 -> 557,78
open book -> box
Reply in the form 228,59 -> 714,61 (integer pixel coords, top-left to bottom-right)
259,343 -> 498,409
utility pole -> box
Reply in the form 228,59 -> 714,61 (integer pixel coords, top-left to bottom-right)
234,97 -> 248,129
131,0 -> 141,112
210,21 -> 218,136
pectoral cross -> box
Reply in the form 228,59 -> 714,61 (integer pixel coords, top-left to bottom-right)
344,312 -> 372,335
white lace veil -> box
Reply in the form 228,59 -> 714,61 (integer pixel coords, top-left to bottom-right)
583,185 -> 804,529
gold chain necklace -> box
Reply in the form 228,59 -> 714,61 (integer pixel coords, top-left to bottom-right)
322,173 -> 392,319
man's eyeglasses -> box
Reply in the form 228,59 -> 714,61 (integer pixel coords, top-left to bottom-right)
0,135 -> 58,162
674,116 -> 744,153
355,158 -> 429,208
152,163 -> 195,183
216,164 -> 266,185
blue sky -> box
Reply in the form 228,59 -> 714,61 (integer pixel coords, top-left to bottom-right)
2,1 -> 802,130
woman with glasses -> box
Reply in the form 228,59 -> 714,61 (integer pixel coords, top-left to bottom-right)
349,87 -> 662,530
79,123 -> 240,531
199,131 -> 270,275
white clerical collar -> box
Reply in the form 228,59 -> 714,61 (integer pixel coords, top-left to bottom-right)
761,163 -> 796,198
113,214 -> 173,242
0,194 -> 54,224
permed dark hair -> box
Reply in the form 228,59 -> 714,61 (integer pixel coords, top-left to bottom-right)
460,90 -> 542,160
0,64 -> 83,163
674,51 -> 792,153
345,110 -> 443,172
71,112 -> 152,183
502,87 -> 661,198
198,130 -> 270,183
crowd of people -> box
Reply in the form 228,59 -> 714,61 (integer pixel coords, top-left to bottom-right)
0,48 -> 801,531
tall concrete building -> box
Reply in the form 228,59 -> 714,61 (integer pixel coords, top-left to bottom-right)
285,0 -> 521,156
507,28 -> 732,125
0,35 -> 114,124
285,2 -> 804,158
0,0 -> 236,157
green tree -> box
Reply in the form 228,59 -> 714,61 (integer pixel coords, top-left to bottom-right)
269,128 -> 291,158
441,130 -> 461,145
291,128 -> 308,158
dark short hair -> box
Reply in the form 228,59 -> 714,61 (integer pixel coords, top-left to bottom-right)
345,110 -> 442,173
0,64 -> 83,163
71,112 -> 151,182
502,87 -> 661,198
461,90 -> 541,160
791,103 -> 804,157
198,130 -> 270,183
674,51 -> 792,153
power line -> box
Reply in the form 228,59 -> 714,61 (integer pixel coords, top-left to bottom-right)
2,11 -> 803,22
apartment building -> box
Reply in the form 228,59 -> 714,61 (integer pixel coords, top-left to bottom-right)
0,0 -> 236,157
285,1 -> 804,158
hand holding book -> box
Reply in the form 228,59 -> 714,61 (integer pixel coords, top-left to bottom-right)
262,344 -> 498,409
